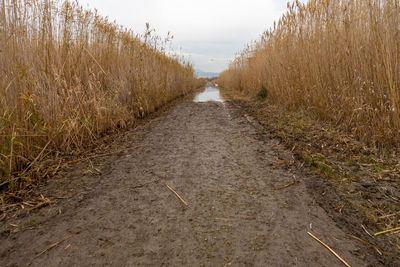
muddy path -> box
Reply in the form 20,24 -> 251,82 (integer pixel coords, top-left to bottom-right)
0,98 -> 397,266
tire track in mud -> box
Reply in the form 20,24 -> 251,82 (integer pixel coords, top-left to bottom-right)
0,101 -> 392,266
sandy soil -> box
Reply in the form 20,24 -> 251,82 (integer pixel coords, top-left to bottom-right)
0,100 -> 397,266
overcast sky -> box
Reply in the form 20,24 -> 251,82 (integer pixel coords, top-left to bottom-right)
79,0 -> 307,73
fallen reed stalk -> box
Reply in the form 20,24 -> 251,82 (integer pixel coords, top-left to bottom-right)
64,145 -> 145,166
374,227 -> 400,236
307,232 -> 351,267
26,234 -> 74,266
273,180 -> 296,191
346,234 -> 383,255
166,184 -> 188,206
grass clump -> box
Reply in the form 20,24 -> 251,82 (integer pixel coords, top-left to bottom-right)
255,86 -> 268,101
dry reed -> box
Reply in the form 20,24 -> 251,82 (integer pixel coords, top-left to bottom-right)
218,0 -> 400,151
0,0 -> 203,184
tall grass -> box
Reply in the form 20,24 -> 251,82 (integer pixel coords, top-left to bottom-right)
218,0 -> 400,150
0,0 -> 202,182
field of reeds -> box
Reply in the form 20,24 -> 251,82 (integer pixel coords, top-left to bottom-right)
218,0 -> 400,151
0,0 -> 203,186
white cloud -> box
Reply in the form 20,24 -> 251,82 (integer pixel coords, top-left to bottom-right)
78,0 -> 308,72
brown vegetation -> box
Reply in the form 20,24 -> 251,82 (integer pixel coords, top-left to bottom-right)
218,0 -> 400,151
0,0 -> 203,186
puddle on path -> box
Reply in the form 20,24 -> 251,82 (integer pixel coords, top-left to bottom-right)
194,86 -> 224,103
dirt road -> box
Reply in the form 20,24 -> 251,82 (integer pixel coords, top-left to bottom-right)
0,98 -> 395,266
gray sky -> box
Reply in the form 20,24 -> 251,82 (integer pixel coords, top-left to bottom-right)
79,0 -> 307,73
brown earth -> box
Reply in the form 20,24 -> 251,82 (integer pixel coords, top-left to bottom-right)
0,97 -> 398,266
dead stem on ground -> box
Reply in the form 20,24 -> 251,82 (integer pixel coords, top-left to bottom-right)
274,181 -> 296,191
166,184 -> 188,206
25,234 -> 74,267
307,232 -> 351,267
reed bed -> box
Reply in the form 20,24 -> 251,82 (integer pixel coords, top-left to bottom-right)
218,0 -> 400,151
0,0 -> 202,184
